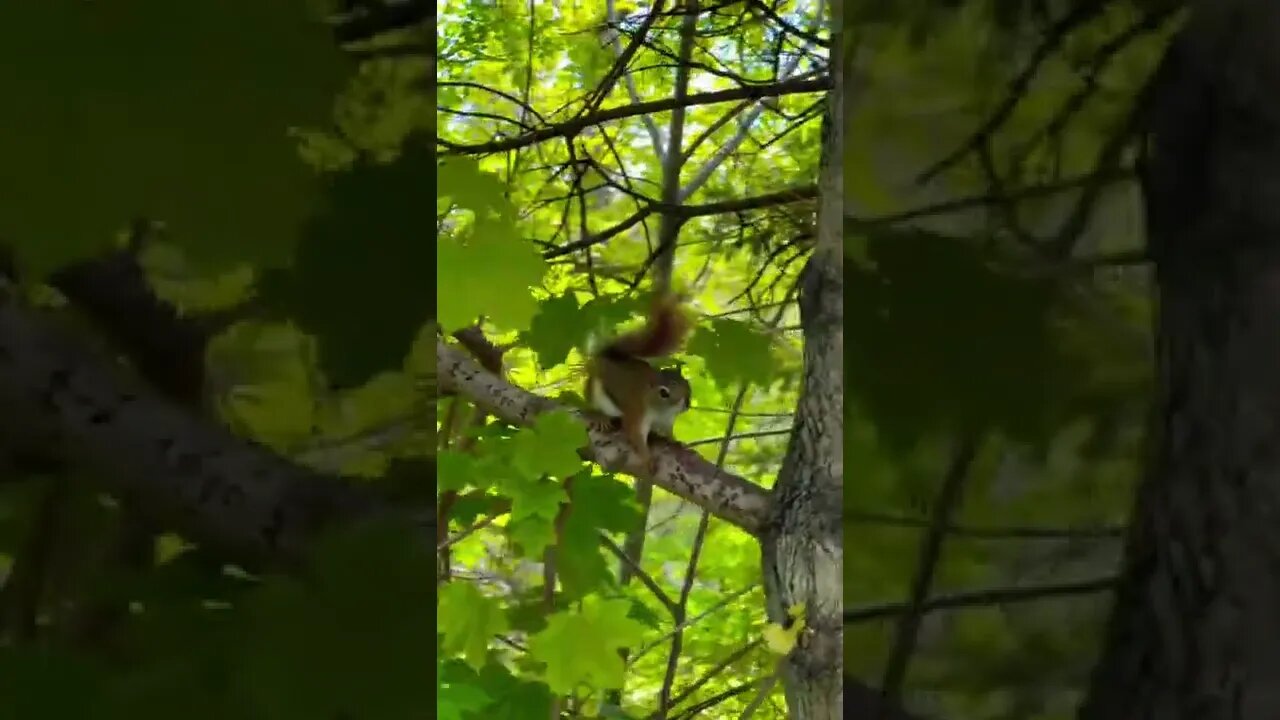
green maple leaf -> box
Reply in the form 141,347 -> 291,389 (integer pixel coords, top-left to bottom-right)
0,0 -> 349,277
258,145 -> 436,387
527,597 -> 647,694
506,516 -> 556,559
510,411 -> 587,480
438,450 -> 480,493
556,512 -> 615,600
437,158 -> 546,333
468,663 -> 553,720
438,582 -> 509,671
438,659 -> 493,720
439,681 -> 491,720
508,479 -> 568,523
474,452 -> 522,496
845,229 -> 1085,449
437,220 -> 545,333
566,474 -> 642,534
582,295 -> 645,333
438,156 -> 509,217
523,293 -> 649,371
236,522 -> 435,719
524,293 -> 584,368
687,319 -> 776,389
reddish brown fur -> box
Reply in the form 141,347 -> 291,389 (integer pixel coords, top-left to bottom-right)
586,293 -> 692,464
599,294 -> 690,359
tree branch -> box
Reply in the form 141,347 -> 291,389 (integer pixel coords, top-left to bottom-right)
914,0 -> 1110,184
0,293 -> 395,567
437,76 -> 830,156
880,433 -> 980,709
332,0 -> 432,45
843,575 -> 1118,624
435,339 -> 772,535
541,185 -> 816,259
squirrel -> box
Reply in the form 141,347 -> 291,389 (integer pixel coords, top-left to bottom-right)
585,294 -> 692,463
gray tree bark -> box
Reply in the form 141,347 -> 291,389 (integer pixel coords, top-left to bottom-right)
0,279 -> 387,566
1078,0 -> 1280,717
760,13 -> 844,719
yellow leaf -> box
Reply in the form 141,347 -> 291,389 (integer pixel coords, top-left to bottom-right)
763,621 -> 798,656
763,604 -> 807,655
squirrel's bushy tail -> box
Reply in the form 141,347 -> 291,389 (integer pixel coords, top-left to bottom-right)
598,294 -> 690,360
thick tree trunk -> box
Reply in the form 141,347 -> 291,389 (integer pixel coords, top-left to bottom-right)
760,13 -> 844,719
1078,1 -> 1280,718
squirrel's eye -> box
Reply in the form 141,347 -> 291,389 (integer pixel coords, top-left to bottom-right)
658,386 -> 671,399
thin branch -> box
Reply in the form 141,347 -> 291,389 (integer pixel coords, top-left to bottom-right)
606,0 -> 668,156
541,185 -> 816,259
332,0 -> 432,44
914,0 -> 1110,184
879,433 -> 981,710
659,640 -> 763,718
586,0 -> 668,120
1012,6 -> 1179,170
747,0 -> 829,48
685,428 -> 791,447
437,514 -> 502,552
845,171 -> 1133,231
843,575 -> 1119,624
845,510 -> 1125,539
1044,58 -> 1166,260
633,584 -> 760,658
658,379 -> 750,717
599,532 -> 679,614
672,679 -> 762,720
437,81 -> 548,124
652,0 -> 699,294
437,76 -> 831,156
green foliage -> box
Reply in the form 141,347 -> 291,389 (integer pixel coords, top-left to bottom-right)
434,0 -> 825,710
846,230 -> 1069,446
527,597 -> 648,695
0,0 -> 349,277
439,582 -> 511,670
0,0 -> 1174,716
568,473 -> 644,535
836,3 -> 1166,716
439,666 -> 494,720
0,522 -> 434,720
512,410 -> 589,480
437,157 -> 547,334
234,521 -> 435,719
0,648 -> 105,718
259,144 -> 437,387
440,658 -> 555,720
688,319 -> 778,390
525,293 -> 586,368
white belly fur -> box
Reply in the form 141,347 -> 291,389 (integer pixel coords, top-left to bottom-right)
649,405 -> 679,438
590,378 -> 656,441
590,378 -> 622,417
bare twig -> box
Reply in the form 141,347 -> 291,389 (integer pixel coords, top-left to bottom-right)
914,0 -> 1110,184
438,76 -> 830,156
658,379 -> 750,717
845,510 -> 1124,539
879,433 -> 981,710
843,575 -> 1118,624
